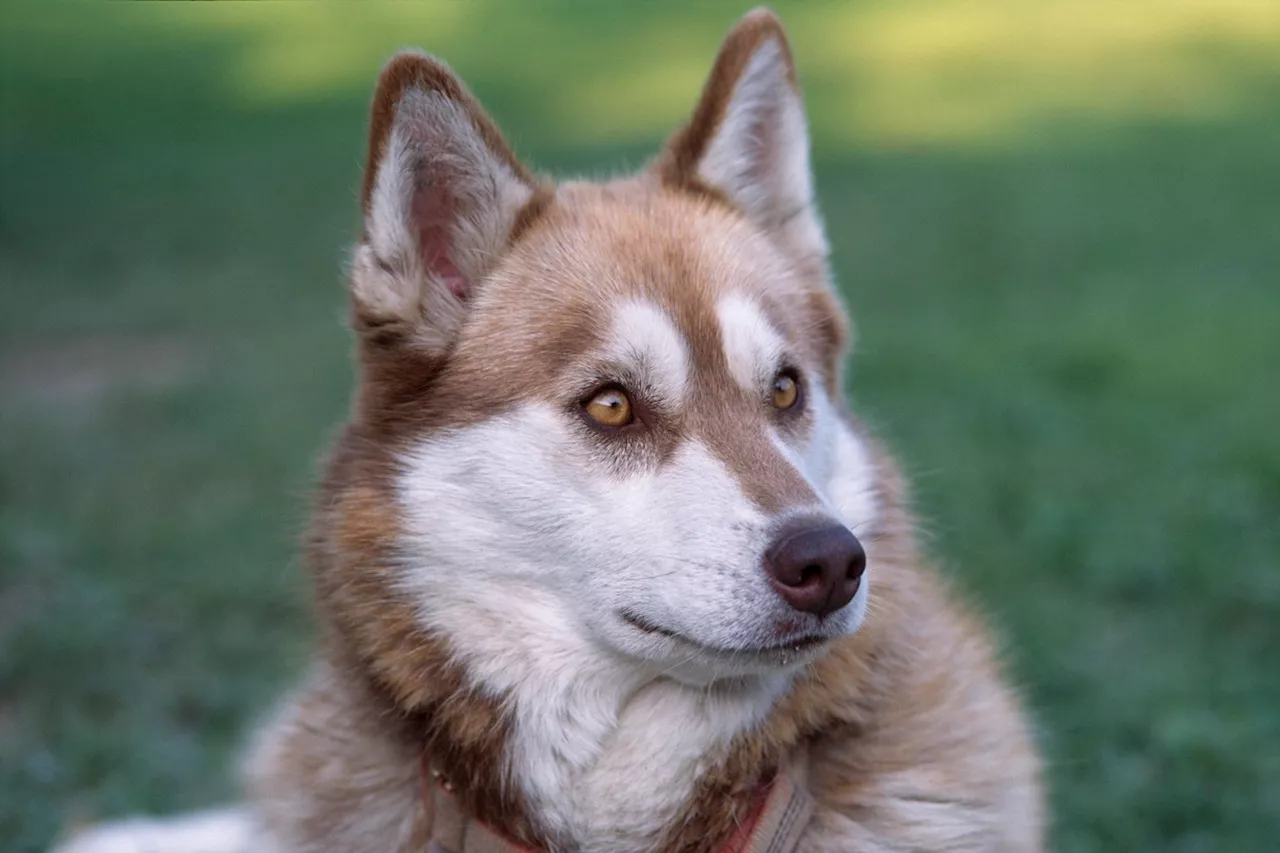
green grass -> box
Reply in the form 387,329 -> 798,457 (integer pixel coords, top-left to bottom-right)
2,3 -> 1278,851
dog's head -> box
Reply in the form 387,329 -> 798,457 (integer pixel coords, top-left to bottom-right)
326,10 -> 884,694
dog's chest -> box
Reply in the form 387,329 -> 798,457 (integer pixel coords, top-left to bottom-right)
509,675 -> 784,852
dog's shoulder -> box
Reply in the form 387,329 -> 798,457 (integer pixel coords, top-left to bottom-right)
244,661 -> 429,853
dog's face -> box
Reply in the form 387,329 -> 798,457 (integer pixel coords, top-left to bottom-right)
338,12 -> 882,690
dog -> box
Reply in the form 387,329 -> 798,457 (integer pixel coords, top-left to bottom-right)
55,8 -> 1044,853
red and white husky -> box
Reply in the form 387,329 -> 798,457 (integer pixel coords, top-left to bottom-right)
57,9 -> 1043,853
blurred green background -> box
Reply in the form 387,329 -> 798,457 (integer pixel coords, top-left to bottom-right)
2,2 -> 1277,851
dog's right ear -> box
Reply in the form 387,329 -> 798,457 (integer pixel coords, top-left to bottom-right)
656,9 -> 826,267
350,52 -> 539,353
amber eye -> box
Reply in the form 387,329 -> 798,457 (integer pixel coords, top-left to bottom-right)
772,371 -> 800,409
583,387 -> 634,427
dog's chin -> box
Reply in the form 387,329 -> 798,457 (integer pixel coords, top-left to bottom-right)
608,590 -> 868,684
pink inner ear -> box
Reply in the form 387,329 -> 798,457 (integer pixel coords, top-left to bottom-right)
412,182 -> 469,300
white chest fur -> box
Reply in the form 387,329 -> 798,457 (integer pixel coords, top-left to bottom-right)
508,654 -> 790,853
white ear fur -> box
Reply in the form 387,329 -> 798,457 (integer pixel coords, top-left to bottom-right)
351,68 -> 534,350
696,36 -> 827,262
698,39 -> 810,221
656,10 -> 829,266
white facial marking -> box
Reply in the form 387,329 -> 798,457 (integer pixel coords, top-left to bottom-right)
392,352 -> 883,851
394,403 -> 812,848
717,293 -> 786,394
603,300 -> 690,407
826,424 -> 880,537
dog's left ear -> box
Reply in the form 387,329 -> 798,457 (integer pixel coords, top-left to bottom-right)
657,8 -> 826,262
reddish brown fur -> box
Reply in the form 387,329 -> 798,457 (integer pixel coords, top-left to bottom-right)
302,439 -> 539,844
243,8 -> 1044,853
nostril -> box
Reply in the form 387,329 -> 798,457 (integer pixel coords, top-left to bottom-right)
847,545 -> 867,581
764,521 -> 866,618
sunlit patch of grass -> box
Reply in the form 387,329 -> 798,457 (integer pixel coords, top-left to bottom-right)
116,2 -> 470,106
49,0 -> 1280,150
797,0 -> 1280,146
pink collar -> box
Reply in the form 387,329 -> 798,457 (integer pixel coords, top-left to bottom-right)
421,751 -> 814,853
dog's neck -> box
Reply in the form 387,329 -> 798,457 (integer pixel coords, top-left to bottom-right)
509,637 -> 792,851
378,586 -> 802,853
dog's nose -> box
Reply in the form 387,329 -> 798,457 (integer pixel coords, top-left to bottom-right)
764,523 -> 866,618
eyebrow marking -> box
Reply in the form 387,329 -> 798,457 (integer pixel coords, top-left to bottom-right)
716,293 -> 786,393
604,300 -> 690,406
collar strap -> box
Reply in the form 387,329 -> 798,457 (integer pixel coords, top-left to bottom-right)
421,751 -> 814,853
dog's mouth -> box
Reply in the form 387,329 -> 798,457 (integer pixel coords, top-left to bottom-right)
619,610 -> 829,658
